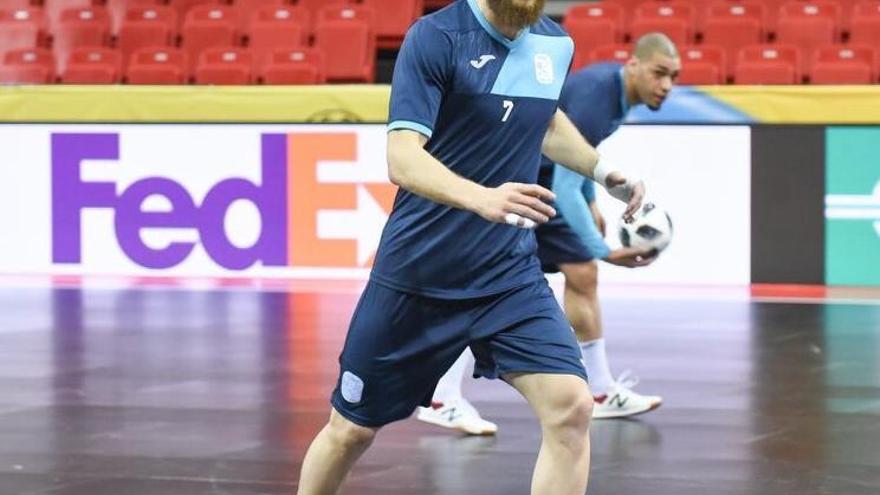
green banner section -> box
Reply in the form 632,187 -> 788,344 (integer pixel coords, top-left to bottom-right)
825,127 -> 880,286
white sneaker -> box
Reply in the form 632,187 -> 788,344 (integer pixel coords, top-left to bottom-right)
416,398 -> 498,435
592,371 -> 662,419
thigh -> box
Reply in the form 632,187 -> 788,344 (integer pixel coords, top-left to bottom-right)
332,282 -> 470,427
505,372 -> 593,423
560,259 -> 599,297
469,280 -> 588,383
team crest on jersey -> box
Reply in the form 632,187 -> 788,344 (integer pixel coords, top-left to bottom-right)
534,54 -> 554,85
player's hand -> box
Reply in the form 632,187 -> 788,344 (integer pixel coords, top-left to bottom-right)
605,172 -> 645,222
474,183 -> 556,228
589,201 -> 606,237
604,247 -> 657,268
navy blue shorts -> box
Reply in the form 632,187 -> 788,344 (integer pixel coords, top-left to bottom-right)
330,279 -> 588,427
536,213 -> 595,273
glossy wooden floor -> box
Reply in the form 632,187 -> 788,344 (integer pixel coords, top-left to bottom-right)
1,282 -> 879,495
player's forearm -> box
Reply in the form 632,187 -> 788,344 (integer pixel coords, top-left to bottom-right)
542,109 -> 600,180
387,130 -> 485,212
552,165 -> 611,259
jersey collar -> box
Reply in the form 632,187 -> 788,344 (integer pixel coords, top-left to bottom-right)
466,0 -> 530,49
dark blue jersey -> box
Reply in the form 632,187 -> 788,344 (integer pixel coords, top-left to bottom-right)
536,62 -> 631,258
370,0 -> 573,298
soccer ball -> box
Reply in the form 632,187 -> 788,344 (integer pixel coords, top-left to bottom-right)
618,203 -> 674,253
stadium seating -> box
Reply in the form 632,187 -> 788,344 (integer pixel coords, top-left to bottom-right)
679,44 -> 726,84
776,1 -> 840,74
44,0 -> 93,28
117,5 -> 176,67
0,47 -> 54,83
181,4 -> 238,75
61,46 -> 121,83
53,6 -> 111,73
107,0 -> 161,35
126,46 -> 187,84
589,44 -> 632,65
849,1 -> 880,48
361,0 -> 422,49
0,8 -> 43,55
810,44 -> 875,83
564,3 -> 623,70
735,44 -> 801,84
313,4 -> 375,82
260,46 -> 324,85
247,5 -> 307,71
194,46 -> 251,84
702,1 -> 765,80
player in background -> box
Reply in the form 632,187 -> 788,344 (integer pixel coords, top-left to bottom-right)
418,33 -> 680,434
296,0 -> 646,493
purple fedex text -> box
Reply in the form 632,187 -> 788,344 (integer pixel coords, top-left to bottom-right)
51,133 -> 289,270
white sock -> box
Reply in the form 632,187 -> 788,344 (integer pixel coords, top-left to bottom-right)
580,338 -> 615,396
431,349 -> 473,406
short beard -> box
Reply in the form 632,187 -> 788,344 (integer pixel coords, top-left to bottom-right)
487,0 -> 545,30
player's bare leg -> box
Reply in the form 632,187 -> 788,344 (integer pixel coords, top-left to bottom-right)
506,372 -> 593,495
559,261 -> 662,419
296,409 -> 378,495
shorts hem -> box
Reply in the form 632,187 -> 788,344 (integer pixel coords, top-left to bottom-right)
477,368 -> 589,384
330,396 -> 414,428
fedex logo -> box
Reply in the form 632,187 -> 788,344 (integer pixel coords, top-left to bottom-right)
51,132 -> 397,271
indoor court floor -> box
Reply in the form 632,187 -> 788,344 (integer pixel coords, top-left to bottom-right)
1,279 -> 879,495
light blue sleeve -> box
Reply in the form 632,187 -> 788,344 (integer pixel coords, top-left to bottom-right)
580,175 -> 596,203
551,164 -> 611,259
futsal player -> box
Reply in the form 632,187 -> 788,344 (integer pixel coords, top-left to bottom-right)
296,1 -> 645,494
418,33 -> 681,433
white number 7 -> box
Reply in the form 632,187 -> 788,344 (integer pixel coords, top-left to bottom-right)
502,100 -> 514,122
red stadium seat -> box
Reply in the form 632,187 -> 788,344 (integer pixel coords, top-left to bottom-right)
589,43 -> 632,64
360,0 -> 422,49
776,2 -> 840,74
61,46 -> 121,83
117,5 -> 176,67
702,1 -> 765,80
53,6 -> 111,73
0,8 -> 44,55
126,46 -> 187,84
634,1 -> 697,37
168,0 -> 221,29
247,6 -> 308,71
0,0 -> 33,9
106,0 -> 161,35
810,44 -> 875,83
849,1 -> 880,49
44,0 -> 92,27
233,0 -> 286,33
314,4 -> 375,82
260,47 -> 325,84
181,4 -> 239,75
735,44 -> 800,84
296,0 -> 350,25
0,47 -> 55,83
605,0 -> 652,32
678,44 -> 725,84
194,47 -> 252,84
564,3 -> 623,71
629,15 -> 689,45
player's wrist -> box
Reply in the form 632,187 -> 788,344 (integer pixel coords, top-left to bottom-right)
592,155 -> 617,187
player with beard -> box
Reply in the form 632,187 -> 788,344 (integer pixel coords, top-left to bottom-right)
417,33 -> 681,435
295,0 -> 646,494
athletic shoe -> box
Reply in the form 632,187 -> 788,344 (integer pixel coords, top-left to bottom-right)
416,398 -> 498,435
592,370 -> 662,419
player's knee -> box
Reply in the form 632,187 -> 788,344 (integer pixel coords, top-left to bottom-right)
563,261 -> 599,297
328,411 -> 378,450
543,387 -> 593,434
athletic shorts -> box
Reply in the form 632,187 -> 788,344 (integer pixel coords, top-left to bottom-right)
535,213 -> 596,273
330,279 -> 588,427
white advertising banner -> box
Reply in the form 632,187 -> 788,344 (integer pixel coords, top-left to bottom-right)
0,124 -> 750,284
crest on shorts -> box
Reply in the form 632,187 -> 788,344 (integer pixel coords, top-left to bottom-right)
341,371 -> 364,403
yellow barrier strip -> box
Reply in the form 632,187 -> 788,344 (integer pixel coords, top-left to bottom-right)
0,85 -> 392,122
700,86 -> 880,123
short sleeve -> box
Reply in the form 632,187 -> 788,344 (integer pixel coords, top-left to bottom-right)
387,20 -> 452,139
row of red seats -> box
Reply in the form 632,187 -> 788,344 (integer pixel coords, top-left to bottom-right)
566,0 -> 880,76
597,0 -> 872,34
0,3 -> 378,81
0,45 -> 325,83
587,42 -> 879,84
0,0 -> 425,48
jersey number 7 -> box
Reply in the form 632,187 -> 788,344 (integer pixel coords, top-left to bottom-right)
501,100 -> 514,122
